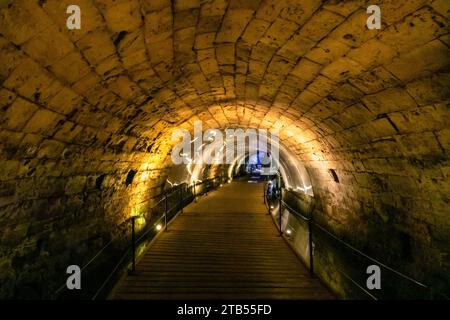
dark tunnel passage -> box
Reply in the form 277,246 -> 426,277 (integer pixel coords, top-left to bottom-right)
0,0 -> 449,300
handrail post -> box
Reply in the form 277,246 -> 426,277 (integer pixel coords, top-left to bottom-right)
263,182 -> 266,204
130,216 -> 136,274
193,181 -> 197,202
164,193 -> 168,232
264,181 -> 271,215
279,187 -> 282,236
180,185 -> 183,214
308,216 -> 314,277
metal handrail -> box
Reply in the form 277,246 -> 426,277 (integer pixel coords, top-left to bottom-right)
273,189 -> 432,298
52,238 -> 114,298
280,196 -> 429,289
263,189 -> 314,275
135,214 -> 165,244
281,199 -> 309,221
312,223 -> 428,289
260,177 -> 433,298
52,175 -> 225,300
96,177 -> 223,298
337,267 -> 378,300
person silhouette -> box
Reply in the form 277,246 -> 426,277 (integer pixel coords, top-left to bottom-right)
266,181 -> 274,200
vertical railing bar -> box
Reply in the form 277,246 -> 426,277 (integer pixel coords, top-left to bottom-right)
308,213 -> 314,277
164,193 -> 168,232
278,172 -> 282,236
130,216 -> 136,274
193,181 -> 197,202
180,184 -> 183,214
279,187 -> 282,236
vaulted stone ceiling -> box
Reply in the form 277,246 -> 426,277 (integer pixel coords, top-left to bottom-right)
0,0 -> 449,298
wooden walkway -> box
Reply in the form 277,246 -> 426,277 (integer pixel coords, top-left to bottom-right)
112,180 -> 333,299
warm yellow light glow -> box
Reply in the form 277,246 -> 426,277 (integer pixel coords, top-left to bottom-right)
311,153 -> 321,161
136,216 -> 146,229
296,185 -> 312,192
156,224 -> 162,231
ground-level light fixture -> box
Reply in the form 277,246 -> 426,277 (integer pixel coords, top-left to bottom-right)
156,224 -> 162,231
286,229 -> 292,235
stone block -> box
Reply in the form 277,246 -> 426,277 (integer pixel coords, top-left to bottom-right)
65,176 -> 87,195
22,27 -> 74,68
385,40 -> 450,82
320,57 -> 365,82
380,7 -> 447,54
22,108 -> 61,135
297,9 -> 345,42
103,0 -> 142,32
361,87 -> 417,115
216,44 -> 235,65
0,0 -> 51,45
241,19 -> 270,45
2,98 -> 38,131
216,9 -> 253,43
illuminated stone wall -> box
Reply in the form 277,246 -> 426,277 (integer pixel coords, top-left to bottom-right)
0,0 -> 449,298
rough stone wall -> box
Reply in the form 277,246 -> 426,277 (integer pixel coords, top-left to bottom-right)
0,0 -> 449,298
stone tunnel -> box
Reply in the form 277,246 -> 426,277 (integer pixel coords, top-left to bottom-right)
0,0 -> 449,300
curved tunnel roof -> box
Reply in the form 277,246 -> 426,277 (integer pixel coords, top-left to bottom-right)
0,0 -> 449,299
